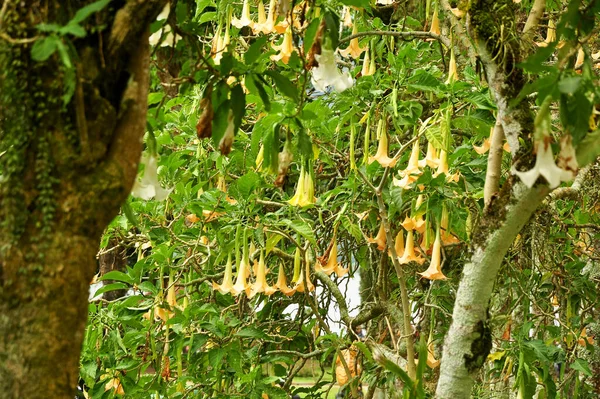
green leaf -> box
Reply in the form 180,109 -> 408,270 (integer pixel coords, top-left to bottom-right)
71,0 -> 111,24
245,35 -> 269,65
31,36 -> 60,61
59,23 -> 87,37
122,200 -> 139,228
339,0 -> 371,10
236,327 -> 270,340
303,18 -> 321,53
558,76 -> 582,94
235,171 -> 260,198
575,129 -> 600,166
94,282 -> 129,296
425,126 -> 446,151
230,84 -> 246,132
100,271 -> 134,284
249,75 -> 271,111
281,219 -> 316,245
571,358 -> 592,377
265,71 -> 298,102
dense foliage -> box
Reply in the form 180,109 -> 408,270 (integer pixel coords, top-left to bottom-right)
71,0 -> 600,398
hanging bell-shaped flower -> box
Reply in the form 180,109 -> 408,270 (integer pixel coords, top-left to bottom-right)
249,251 -> 277,298
418,142 -> 440,169
367,222 -> 387,251
398,231 -> 426,265
514,139 -> 574,188
275,263 -> 297,296
232,235 -> 252,297
291,246 -> 302,283
419,227 -> 447,280
294,253 -> 315,293
339,24 -> 366,59
368,119 -> 397,168
132,154 -> 172,201
389,230 -> 405,258
271,25 -> 295,64
445,46 -> 458,84
441,205 -> 459,245
393,139 -> 422,189
429,8 -> 440,36
311,46 -> 354,93
287,164 -> 316,207
232,0 -> 255,29
212,254 -> 236,295
361,47 -> 376,76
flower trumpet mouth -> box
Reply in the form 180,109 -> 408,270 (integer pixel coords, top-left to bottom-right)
232,0 -> 254,29
287,164 -> 316,207
271,25 -> 295,64
368,119 -> 397,168
250,251 -> 277,298
418,227 -> 447,280
294,259 -> 315,293
212,254 -> 235,295
398,230 -> 426,265
367,222 -> 387,251
276,263 -> 297,296
339,24 -> 366,59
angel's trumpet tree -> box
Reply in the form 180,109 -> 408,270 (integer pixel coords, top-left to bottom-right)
419,227 -> 447,280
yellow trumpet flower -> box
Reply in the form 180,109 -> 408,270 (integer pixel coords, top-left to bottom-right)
429,8 -> 440,36
389,230 -> 405,258
339,25 -> 366,59
342,6 -> 353,27
367,222 -> 387,251
294,257 -> 315,293
254,0 -> 276,34
441,205 -> 459,245
418,142 -> 440,169
398,230 -> 426,265
291,246 -> 302,283
212,23 -> 230,65
275,263 -> 297,296
434,150 -> 460,182
426,337 -> 441,368
287,164 -> 316,207
232,0 -> 255,29
536,19 -> 556,47
271,25 -> 295,64
446,46 -> 458,84
232,242 -> 252,297
250,251 -> 277,298
393,140 -> 422,189
474,126 -> 510,154
317,233 -> 348,277
212,254 -> 235,295
361,47 -> 375,76
368,119 -> 397,168
419,227 -> 447,280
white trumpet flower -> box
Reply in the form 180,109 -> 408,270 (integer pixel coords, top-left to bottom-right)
311,47 -> 354,93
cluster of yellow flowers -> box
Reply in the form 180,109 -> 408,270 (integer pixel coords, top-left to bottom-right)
212,235 -> 348,298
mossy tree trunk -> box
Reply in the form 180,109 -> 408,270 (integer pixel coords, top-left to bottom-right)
0,1 -> 165,397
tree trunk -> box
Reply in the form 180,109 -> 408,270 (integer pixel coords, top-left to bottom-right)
0,1 -> 166,397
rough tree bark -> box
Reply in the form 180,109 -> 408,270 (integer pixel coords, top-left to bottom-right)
0,1 -> 165,397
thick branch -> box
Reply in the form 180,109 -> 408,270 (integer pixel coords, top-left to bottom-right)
435,183 -> 549,399
483,121 -> 505,207
522,0 -> 546,40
